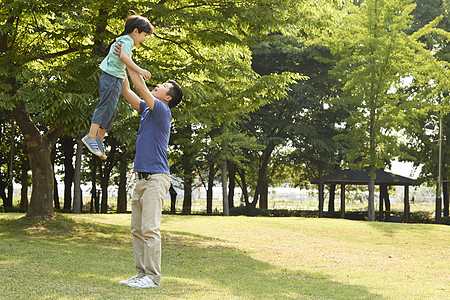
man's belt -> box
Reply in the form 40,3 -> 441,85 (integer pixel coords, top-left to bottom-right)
137,172 -> 155,180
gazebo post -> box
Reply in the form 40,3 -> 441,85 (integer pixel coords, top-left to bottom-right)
318,181 -> 324,218
379,185 -> 384,221
383,185 -> 391,221
340,184 -> 345,218
403,185 -> 410,223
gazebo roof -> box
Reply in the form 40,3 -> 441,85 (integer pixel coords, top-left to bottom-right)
311,169 -> 415,186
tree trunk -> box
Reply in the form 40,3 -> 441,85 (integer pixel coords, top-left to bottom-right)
169,184 -> 177,213
443,178 -> 449,217
99,136 -> 118,214
73,137 -> 83,214
228,163 -> 236,209
62,136 -> 74,210
206,162 -> 215,215
26,140 -> 55,217
90,156 -> 98,213
246,199 -> 257,216
318,181 -> 324,218
6,117 -> 14,208
19,166 -> 29,209
116,155 -> 127,213
181,137 -> 194,214
100,161 -> 109,214
403,185 -> 410,223
182,176 -> 192,214
236,168 -> 257,216
383,185 -> 391,211
94,190 -> 100,213
53,171 -> 60,210
0,174 -> 8,209
237,168 -> 249,208
251,144 -> 275,210
259,181 -> 268,210
13,101 -> 64,219
221,160 -> 229,216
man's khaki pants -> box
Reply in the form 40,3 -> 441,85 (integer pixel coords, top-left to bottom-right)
131,173 -> 170,285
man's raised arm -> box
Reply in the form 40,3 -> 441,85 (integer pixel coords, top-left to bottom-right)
121,75 -> 141,112
127,68 -> 155,110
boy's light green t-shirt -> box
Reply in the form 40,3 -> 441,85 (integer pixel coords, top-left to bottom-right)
99,35 -> 134,79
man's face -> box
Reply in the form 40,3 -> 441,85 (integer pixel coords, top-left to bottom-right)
151,82 -> 173,103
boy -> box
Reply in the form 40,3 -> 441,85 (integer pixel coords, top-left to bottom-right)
82,15 -> 154,160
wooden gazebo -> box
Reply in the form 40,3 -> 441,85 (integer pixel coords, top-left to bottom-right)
311,169 -> 416,222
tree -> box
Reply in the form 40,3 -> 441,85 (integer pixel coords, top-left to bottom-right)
233,28 -> 343,215
321,0 -> 450,220
1,0 -> 337,218
400,0 -> 450,218
0,1 -> 104,218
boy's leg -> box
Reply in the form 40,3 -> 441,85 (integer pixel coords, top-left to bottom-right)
97,128 -> 106,141
88,123 -> 100,140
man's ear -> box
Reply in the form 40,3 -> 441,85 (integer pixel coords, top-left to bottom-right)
132,28 -> 139,35
164,95 -> 173,104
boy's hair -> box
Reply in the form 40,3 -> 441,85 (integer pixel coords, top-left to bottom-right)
121,15 -> 154,35
167,80 -> 183,108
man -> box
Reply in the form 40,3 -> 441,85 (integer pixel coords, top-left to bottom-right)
115,43 -> 183,288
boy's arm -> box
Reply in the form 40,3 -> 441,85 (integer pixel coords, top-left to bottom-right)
121,75 -> 141,112
119,51 -> 151,80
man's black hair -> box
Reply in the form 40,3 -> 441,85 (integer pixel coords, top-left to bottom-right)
167,80 -> 183,108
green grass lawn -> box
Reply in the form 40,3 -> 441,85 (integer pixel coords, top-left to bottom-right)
0,213 -> 448,299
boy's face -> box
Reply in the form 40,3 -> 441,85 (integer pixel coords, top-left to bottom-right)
151,82 -> 174,104
132,29 -> 149,46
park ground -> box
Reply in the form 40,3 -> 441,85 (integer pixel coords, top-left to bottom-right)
0,213 -> 448,299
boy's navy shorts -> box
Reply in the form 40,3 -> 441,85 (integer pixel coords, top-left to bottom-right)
92,72 -> 124,130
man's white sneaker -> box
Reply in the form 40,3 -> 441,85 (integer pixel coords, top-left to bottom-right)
127,275 -> 158,288
119,275 -> 141,285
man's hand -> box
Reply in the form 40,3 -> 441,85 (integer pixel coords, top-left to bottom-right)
113,42 -> 122,57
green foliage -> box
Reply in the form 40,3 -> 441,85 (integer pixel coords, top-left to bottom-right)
1,0 -> 334,215
319,0 -> 450,177
244,31 -> 346,190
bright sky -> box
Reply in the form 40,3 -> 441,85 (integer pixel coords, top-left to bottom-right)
388,159 -> 421,180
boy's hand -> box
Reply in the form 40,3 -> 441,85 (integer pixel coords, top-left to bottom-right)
139,68 -> 151,80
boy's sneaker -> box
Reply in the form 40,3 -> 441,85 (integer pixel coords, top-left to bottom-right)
82,135 -> 102,158
95,137 -> 107,160
127,275 -> 158,288
119,275 -> 141,285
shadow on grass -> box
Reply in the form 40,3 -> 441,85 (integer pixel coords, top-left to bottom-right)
0,216 -> 383,299
163,230 -> 383,299
364,219 -> 446,237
